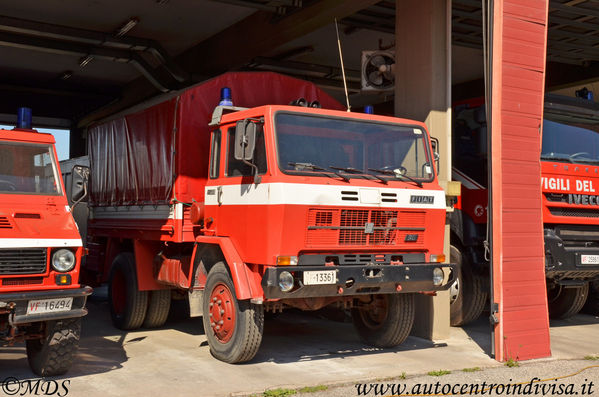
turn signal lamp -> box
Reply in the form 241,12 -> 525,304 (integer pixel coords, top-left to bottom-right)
276,256 -> 298,266
55,274 -> 72,286
430,254 -> 446,263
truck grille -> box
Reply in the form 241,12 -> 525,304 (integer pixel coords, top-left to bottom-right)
306,208 -> 425,247
0,249 -> 47,275
0,217 -> 11,229
548,207 -> 599,218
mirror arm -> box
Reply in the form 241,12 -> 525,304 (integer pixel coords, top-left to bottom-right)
71,181 -> 88,210
242,159 -> 261,184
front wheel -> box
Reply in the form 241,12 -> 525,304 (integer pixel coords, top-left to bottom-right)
547,282 -> 589,319
202,262 -> 264,363
449,244 -> 487,326
26,318 -> 81,377
351,293 -> 415,348
582,281 -> 599,315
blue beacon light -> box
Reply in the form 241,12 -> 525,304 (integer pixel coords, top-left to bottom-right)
17,107 -> 33,129
219,87 -> 233,106
364,105 -> 374,114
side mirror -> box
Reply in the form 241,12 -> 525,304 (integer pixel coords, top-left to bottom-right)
430,137 -> 440,174
234,120 -> 257,161
71,165 -> 90,204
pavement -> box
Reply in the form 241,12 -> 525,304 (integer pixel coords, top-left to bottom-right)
0,290 -> 598,397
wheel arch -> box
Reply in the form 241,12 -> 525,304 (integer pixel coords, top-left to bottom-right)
193,236 -> 263,301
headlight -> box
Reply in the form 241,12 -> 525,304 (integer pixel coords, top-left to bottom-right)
279,271 -> 294,292
52,249 -> 76,272
433,267 -> 444,286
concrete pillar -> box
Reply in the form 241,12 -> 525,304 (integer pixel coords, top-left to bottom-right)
395,0 -> 451,340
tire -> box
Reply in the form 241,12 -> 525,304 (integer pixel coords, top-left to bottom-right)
143,289 -> 172,328
449,244 -> 488,326
26,318 -> 81,377
202,262 -> 263,363
582,281 -> 599,315
351,293 -> 415,348
109,252 -> 148,330
548,282 -> 589,319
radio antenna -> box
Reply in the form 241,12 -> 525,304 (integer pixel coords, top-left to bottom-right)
335,18 -> 351,112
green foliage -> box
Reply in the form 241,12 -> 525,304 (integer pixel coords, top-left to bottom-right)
505,358 -> 520,368
462,367 -> 481,372
427,370 -> 451,376
298,385 -> 328,393
584,355 -> 599,361
263,389 -> 296,397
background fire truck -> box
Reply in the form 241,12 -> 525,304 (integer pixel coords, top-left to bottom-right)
0,110 -> 91,376
449,94 -> 599,326
72,72 -> 455,363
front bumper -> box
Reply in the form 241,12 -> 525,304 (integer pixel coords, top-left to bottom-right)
0,286 -> 92,324
262,263 -> 455,299
545,229 -> 599,280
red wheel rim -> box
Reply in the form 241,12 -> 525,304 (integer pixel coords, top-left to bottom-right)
358,295 -> 389,330
111,269 -> 126,315
208,282 -> 236,343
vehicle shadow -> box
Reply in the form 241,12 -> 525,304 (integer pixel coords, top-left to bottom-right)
458,315 -> 492,356
549,312 -> 599,328
0,298 -> 129,380
251,309 -> 441,364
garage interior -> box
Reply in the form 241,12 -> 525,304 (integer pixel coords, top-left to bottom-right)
1,0 -> 598,364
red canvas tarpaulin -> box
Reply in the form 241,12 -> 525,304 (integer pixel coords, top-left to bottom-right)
88,72 -> 343,206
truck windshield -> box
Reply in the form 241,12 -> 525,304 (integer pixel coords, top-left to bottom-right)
0,142 -> 62,195
275,113 -> 434,181
542,113 -> 599,165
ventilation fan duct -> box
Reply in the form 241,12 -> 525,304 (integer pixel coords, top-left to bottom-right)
361,51 -> 395,91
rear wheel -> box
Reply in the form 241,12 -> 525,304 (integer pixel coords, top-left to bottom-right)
547,282 -> 589,319
143,289 -> 172,328
26,318 -> 81,376
351,293 -> 415,348
202,262 -> 263,363
109,253 -> 148,330
582,281 -> 599,315
449,244 -> 488,326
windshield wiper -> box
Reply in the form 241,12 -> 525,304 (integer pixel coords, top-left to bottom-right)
540,154 -> 573,163
288,162 -> 350,182
368,167 -> 423,187
329,166 -> 388,184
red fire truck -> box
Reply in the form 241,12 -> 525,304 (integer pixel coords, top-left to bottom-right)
0,111 -> 91,376
450,94 -> 599,325
76,72 -> 455,363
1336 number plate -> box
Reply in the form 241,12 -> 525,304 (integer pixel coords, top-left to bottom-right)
303,270 -> 336,285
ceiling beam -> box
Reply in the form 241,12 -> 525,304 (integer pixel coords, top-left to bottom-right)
546,60 -> 599,89
78,0 -> 380,127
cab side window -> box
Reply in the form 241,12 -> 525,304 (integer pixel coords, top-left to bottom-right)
209,130 -> 221,179
226,125 -> 267,177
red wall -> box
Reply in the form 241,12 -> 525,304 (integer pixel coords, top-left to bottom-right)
491,0 -> 551,361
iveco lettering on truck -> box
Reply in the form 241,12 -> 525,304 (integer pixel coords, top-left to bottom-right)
75,72 -> 455,363
1,108 -> 91,376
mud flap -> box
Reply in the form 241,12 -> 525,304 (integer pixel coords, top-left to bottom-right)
188,290 -> 203,318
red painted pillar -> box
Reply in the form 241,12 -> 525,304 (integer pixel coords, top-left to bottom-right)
490,0 -> 551,361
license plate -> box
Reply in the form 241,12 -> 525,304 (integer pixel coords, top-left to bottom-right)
27,297 -> 73,315
581,255 -> 599,265
303,270 -> 336,285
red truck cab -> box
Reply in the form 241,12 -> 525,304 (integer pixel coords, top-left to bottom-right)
0,125 -> 91,376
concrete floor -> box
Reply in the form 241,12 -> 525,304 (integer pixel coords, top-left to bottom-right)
0,293 -> 597,397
